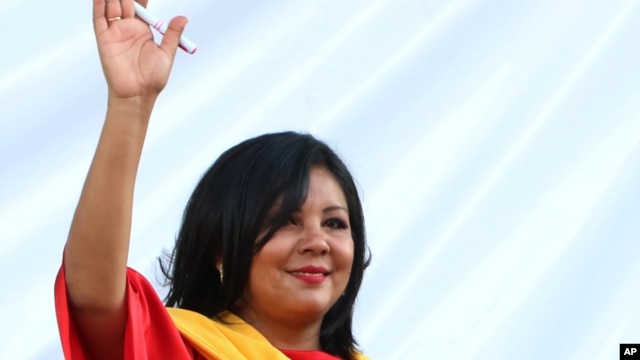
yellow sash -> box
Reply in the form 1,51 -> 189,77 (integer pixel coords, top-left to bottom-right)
167,308 -> 369,360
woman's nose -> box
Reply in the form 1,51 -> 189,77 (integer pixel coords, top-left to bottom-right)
299,227 -> 330,255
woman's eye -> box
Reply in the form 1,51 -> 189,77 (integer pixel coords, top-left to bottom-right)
325,218 -> 348,229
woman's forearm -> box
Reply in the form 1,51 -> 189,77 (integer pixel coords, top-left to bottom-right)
64,96 -> 155,311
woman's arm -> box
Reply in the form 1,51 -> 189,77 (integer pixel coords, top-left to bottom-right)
62,0 -> 187,358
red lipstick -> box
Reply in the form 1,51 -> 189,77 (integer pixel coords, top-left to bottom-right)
287,265 -> 330,284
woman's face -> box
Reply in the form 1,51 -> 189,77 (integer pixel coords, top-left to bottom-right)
238,166 -> 354,328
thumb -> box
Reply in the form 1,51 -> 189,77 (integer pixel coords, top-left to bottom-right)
160,16 -> 189,56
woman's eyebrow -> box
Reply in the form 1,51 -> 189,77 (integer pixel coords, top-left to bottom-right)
323,205 -> 348,213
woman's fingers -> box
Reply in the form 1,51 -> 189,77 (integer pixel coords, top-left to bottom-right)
93,0 -> 108,32
105,0 -> 123,21
121,0 -> 135,19
159,16 -> 188,56
94,0 -> 128,32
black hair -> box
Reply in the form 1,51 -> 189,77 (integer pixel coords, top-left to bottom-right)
160,131 -> 371,359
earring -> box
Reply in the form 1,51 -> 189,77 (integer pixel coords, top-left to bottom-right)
218,265 -> 224,283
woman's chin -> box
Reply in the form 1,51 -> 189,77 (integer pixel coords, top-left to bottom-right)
286,295 -> 337,317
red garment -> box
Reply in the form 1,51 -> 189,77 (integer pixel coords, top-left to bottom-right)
55,266 -> 196,359
55,266 -> 344,359
281,349 -> 341,360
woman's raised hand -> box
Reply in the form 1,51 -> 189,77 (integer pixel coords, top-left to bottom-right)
93,0 -> 187,99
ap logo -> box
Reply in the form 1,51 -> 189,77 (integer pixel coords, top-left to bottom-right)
621,344 -> 640,358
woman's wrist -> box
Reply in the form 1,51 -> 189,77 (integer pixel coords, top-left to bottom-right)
107,92 -> 157,113
106,94 -> 158,126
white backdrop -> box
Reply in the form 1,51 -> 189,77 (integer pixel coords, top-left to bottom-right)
1,0 -> 639,359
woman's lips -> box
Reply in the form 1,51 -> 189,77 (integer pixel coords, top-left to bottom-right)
288,272 -> 328,284
287,265 -> 330,284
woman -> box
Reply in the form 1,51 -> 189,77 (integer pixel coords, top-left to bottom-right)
54,0 -> 371,359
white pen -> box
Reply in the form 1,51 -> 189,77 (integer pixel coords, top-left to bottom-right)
134,2 -> 197,54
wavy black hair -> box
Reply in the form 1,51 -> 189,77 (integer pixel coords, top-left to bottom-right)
160,131 -> 371,359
